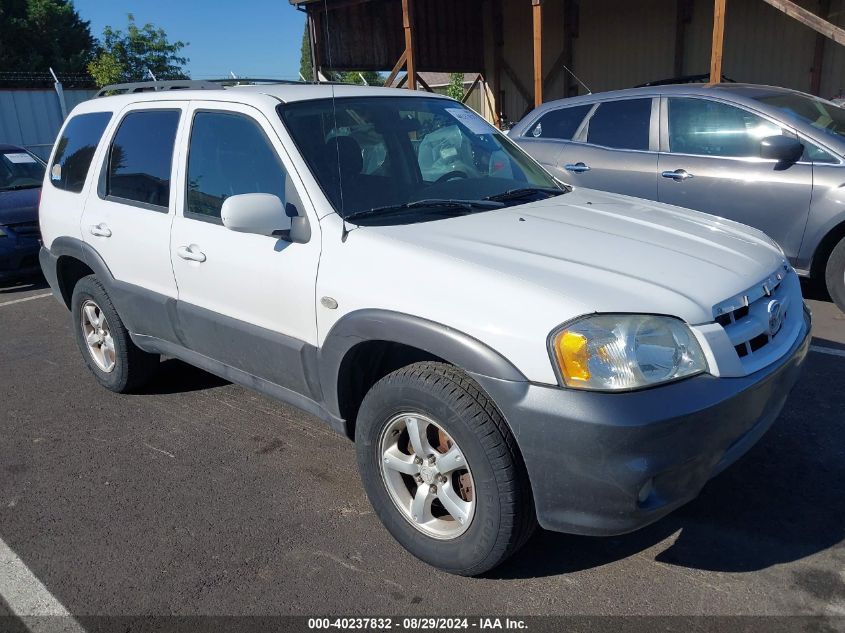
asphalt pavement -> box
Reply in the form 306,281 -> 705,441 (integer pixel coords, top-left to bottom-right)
1,276 -> 843,626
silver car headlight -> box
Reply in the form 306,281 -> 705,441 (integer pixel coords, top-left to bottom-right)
549,314 -> 708,391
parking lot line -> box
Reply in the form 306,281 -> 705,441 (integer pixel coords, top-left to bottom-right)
810,345 -> 845,358
0,293 -> 52,309
0,535 -> 86,631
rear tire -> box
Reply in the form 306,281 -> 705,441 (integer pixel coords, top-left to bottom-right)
825,236 -> 845,312
355,361 -> 536,576
71,275 -> 159,393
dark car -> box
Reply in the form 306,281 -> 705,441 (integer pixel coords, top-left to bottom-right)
0,144 -> 45,281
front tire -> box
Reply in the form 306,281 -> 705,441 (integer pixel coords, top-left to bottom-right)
71,275 -> 159,393
355,362 -> 536,576
825,236 -> 845,312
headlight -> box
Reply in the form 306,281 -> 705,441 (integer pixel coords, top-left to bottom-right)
549,314 -> 708,391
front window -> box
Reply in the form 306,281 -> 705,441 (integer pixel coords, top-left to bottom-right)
755,92 -> 845,141
1,148 -> 45,192
278,97 -> 563,223
667,98 -> 783,158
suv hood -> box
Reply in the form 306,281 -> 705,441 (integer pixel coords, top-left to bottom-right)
372,187 -> 785,325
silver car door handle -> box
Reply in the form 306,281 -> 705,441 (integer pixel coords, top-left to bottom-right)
88,223 -> 112,238
177,245 -> 206,263
661,169 -> 694,181
564,162 -> 591,173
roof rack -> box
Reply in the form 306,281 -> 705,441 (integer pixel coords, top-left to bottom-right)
94,77 -> 353,98
95,80 -> 223,97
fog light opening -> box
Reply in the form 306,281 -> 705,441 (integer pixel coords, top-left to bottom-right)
637,478 -> 654,505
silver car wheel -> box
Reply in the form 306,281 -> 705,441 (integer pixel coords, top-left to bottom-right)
81,299 -> 116,373
378,413 -> 475,539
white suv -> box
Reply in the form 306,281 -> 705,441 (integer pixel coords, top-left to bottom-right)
39,83 -> 811,575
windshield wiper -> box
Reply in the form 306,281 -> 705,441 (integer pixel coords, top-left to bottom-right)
344,198 -> 504,223
484,186 -> 566,202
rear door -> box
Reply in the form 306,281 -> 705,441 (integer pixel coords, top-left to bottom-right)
554,97 -> 660,200
81,102 -> 185,339
657,96 -> 812,260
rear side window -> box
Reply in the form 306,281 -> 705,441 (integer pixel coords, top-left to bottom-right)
586,99 -> 652,150
527,104 -> 592,140
50,112 -> 112,193
186,111 -> 286,220
107,110 -> 180,209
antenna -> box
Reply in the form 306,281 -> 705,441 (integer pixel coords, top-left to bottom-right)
561,64 -> 591,95
299,72 -> 307,82
358,72 -> 368,86
146,68 -> 157,82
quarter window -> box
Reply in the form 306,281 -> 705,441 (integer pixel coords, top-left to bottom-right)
586,99 -> 652,151
528,104 -> 592,140
186,112 -> 286,220
50,112 -> 112,193
107,110 -> 180,208
667,98 -> 783,158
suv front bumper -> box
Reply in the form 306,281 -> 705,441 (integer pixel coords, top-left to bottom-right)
473,309 -> 812,536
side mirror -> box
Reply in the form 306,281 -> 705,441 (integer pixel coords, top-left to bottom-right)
760,135 -> 803,164
221,193 -> 310,243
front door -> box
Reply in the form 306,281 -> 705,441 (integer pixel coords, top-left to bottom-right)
657,96 -> 813,261
169,101 -> 321,397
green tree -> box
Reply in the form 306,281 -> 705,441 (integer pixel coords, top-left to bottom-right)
299,22 -> 313,81
88,14 -> 188,87
339,71 -> 383,86
0,0 -> 96,75
446,72 -> 465,101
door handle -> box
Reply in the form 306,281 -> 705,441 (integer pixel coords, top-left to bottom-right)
177,245 -> 207,263
661,169 -> 694,181
88,223 -> 112,238
564,162 -> 591,173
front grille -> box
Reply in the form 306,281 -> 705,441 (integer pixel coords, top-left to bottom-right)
713,263 -> 793,363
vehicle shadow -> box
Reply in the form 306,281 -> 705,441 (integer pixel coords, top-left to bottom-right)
0,274 -> 47,295
490,364 -> 845,579
139,358 -> 229,394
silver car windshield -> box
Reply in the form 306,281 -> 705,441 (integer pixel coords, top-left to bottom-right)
278,96 -> 563,222
755,93 -> 845,140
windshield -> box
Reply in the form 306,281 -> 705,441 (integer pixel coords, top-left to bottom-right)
0,149 -> 45,192
278,96 -> 563,222
755,92 -> 845,140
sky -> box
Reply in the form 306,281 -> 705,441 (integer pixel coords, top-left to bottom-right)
73,0 -> 307,80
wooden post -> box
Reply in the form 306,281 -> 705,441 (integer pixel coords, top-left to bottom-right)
492,0 -> 504,123
532,0 -> 543,107
810,0 -> 831,95
674,0 -> 693,78
761,0 -> 845,46
709,0 -> 726,84
402,0 -> 417,90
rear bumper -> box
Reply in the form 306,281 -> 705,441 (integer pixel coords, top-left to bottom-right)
473,308 -> 812,536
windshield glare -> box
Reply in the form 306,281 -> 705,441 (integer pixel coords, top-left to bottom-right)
0,149 -> 45,191
278,97 -> 562,221
755,92 -> 845,140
